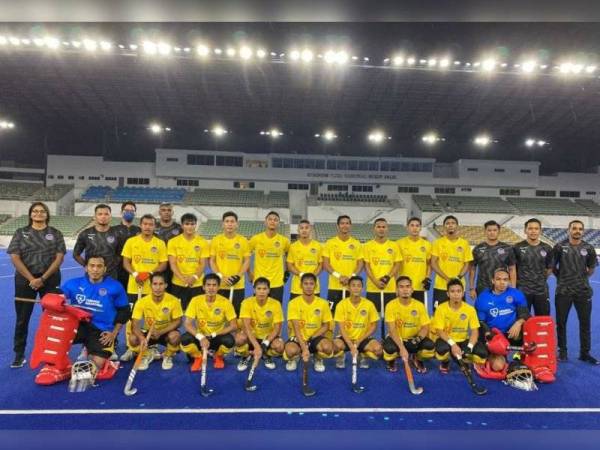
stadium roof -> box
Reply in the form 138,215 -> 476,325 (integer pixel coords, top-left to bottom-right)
1,22 -> 600,174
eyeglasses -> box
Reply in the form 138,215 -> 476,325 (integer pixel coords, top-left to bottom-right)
31,210 -> 47,214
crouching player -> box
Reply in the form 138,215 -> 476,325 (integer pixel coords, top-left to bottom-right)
129,273 -> 182,371
382,276 -> 435,373
236,277 -> 285,371
284,273 -> 334,372
180,273 -> 241,370
332,276 -> 382,370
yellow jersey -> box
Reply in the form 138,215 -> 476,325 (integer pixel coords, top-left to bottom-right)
249,232 -> 291,288
239,296 -> 284,340
209,233 -> 250,290
322,236 -> 363,290
287,239 -> 323,294
334,297 -> 379,341
363,239 -> 403,293
397,236 -> 432,291
131,292 -> 183,333
287,295 -> 332,340
384,298 -> 430,340
167,234 -> 210,287
431,301 -> 480,342
121,235 -> 168,294
431,236 -> 473,290
185,294 -> 237,335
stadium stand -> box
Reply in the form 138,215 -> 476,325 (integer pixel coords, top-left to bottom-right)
506,197 -> 589,216
435,195 -> 518,214
184,189 -> 264,207
266,191 -> 290,208
80,185 -> 113,202
412,195 -> 443,212
0,214 -> 10,225
313,222 -> 407,243
0,182 -> 43,200
199,220 -> 290,240
110,187 -> 186,203
0,215 -> 93,237
575,199 -> 600,216
542,227 -> 600,246
316,193 -> 389,204
31,184 -> 72,201
434,225 -> 523,246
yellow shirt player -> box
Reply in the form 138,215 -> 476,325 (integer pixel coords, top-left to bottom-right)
249,211 -> 290,301
181,273 -> 239,370
397,217 -> 432,303
287,220 -> 323,296
383,275 -> 434,373
121,214 -> 168,296
332,276 -> 382,369
129,273 -> 183,370
236,277 -> 286,371
284,273 -> 334,372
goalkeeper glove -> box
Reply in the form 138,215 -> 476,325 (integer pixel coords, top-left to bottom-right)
283,271 -> 291,283
379,275 -> 391,286
227,274 -> 241,286
135,272 -> 150,283
422,277 -> 432,290
260,339 -> 271,353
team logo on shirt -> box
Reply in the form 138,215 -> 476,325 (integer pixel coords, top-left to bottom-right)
98,288 -> 107,296
214,308 -> 222,315
457,246 -> 464,253
172,229 -> 180,236
360,309 -> 367,316
162,307 -> 170,315
265,310 -> 272,318
506,296 -> 513,304
150,246 -> 158,253
460,313 -> 467,321
275,242 -> 281,248
314,309 -> 321,316
310,248 -> 317,254
387,248 -> 394,254
107,235 -> 115,244
540,250 -> 547,257
411,310 -> 418,316
489,308 -> 499,318
498,248 -> 505,255
194,245 -> 201,252
45,233 -> 54,241
349,244 -> 355,250
234,243 -> 240,249
420,246 -> 426,253
581,249 -> 588,256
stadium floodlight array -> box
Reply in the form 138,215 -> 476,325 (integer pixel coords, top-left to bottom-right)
260,129 -> 284,138
525,138 -> 548,147
148,123 -> 171,134
0,120 -> 15,130
204,125 -> 228,137
367,130 -> 391,144
474,134 -> 493,147
421,133 -> 445,145
314,129 -> 338,141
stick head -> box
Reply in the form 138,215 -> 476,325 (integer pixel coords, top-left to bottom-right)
302,385 -> 316,397
201,386 -> 214,397
472,385 -> 488,396
244,382 -> 258,392
409,386 -> 424,395
123,387 -> 138,396
352,384 -> 365,394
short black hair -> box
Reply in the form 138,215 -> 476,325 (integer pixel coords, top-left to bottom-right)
443,215 -> 458,225
150,272 -> 167,283
85,254 -> 106,265
222,211 -> 238,221
266,211 -> 280,219
121,201 -> 137,211
373,218 -> 387,226
407,217 -> 422,226
299,219 -> 311,225
139,214 -> 155,224
180,213 -> 197,224
446,278 -> 464,291
493,267 -> 510,277
348,275 -> 363,285
524,218 -> 541,229
337,215 -> 352,225
395,275 -> 412,285
300,272 -> 317,283
203,273 -> 221,285
484,220 -> 500,229
253,277 -> 271,288
94,203 -> 111,213
568,219 -> 585,229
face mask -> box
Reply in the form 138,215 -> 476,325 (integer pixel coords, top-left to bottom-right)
122,211 -> 135,222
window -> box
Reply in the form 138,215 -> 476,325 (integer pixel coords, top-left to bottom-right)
352,185 -> 373,192
233,181 -> 255,189
177,179 -> 199,187
105,177 -> 117,181
126,177 -> 149,185
467,168 -> 478,172
461,187 -> 472,192
67,176 -> 74,180
57,175 -> 64,179
397,186 -> 419,193
216,155 -> 243,167
494,168 -> 505,173
88,176 -> 101,181
500,188 -> 520,196
288,183 -> 309,190
560,191 -> 580,198
47,175 -> 54,179
434,187 -> 455,194
78,176 -> 85,180
187,154 -> 215,166
327,184 -> 348,192
520,169 -> 532,173
586,191 -> 596,195
166,157 -> 179,162
536,190 -> 556,197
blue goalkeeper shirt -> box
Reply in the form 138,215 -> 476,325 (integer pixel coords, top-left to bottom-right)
474,287 -> 527,334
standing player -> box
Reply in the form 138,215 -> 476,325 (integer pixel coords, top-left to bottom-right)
513,218 -> 554,315
363,218 -> 402,326
287,219 -> 323,299
249,211 -> 290,302
397,217 -> 432,303
550,220 -> 598,364
154,202 -> 183,242
8,202 -> 65,368
209,211 -> 251,315
180,273 -> 240,370
73,204 -> 121,280
284,273 -> 334,372
332,276 -> 382,369
431,215 -> 473,310
322,215 -> 364,312
167,213 -> 210,310
129,273 -> 183,370
382,276 -> 435,373
112,201 -> 141,291
236,277 -> 285,371
469,221 -> 516,301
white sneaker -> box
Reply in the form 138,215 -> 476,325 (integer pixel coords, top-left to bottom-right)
335,354 -> 346,369
263,356 -> 276,370
150,346 -> 162,360
137,354 -> 153,371
119,349 -> 136,362
109,352 -> 119,362
314,357 -> 326,373
237,356 -> 251,372
161,355 -> 174,370
286,359 -> 298,371
359,355 -> 370,369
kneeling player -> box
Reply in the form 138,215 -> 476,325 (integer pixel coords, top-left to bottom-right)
180,273 -> 241,370
236,277 -> 285,371
432,278 -> 487,373
333,276 -> 382,370
284,273 -> 334,372
382,276 -> 435,373
129,273 -> 182,371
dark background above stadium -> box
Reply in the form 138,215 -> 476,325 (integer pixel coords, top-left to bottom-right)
1,22 -> 600,174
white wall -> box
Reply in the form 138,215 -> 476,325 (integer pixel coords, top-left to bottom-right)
308,205 -> 407,224
0,200 -> 58,216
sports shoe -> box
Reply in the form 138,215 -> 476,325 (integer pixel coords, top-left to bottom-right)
359,355 -> 370,369
386,360 -> 397,372
335,354 -> 346,369
190,356 -> 203,372
76,347 -> 88,361
558,350 -> 568,362
119,349 -> 136,362
109,352 -> 119,362
263,356 -> 276,370
237,355 -> 251,372
579,354 -> 600,365
161,355 -> 174,370
410,355 -> 427,374
286,359 -> 298,371
213,353 -> 225,369
150,346 -> 162,360
10,354 -> 26,369
137,353 -> 153,371
439,360 -> 450,374
314,357 -> 326,373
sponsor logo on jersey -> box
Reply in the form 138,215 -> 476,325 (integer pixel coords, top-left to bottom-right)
98,288 -> 107,296
258,249 -> 266,258
372,257 -> 380,265
457,246 -> 464,252
506,296 -> 513,303
177,256 -> 184,263
107,235 -> 115,244
489,308 -> 499,318
45,233 -> 54,241
334,251 -> 342,260
420,246 -> 426,253
134,255 -> 142,263
460,313 -> 467,320
75,293 -> 86,304
150,246 -> 158,253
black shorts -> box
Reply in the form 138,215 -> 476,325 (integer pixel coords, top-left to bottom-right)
170,284 -> 203,311
336,336 -> 375,353
74,322 -> 113,359
269,286 -> 284,303
411,290 -> 425,303
327,289 -> 347,312
182,331 -> 235,351
287,335 -> 327,354
217,288 -> 245,315
365,292 -> 396,315
248,337 -> 282,352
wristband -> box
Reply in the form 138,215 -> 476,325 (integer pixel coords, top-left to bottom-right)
216,272 -> 223,279
262,339 -> 270,347
447,338 -> 456,346
351,273 -> 356,277
332,271 -> 341,279
299,272 -> 305,278
192,274 -> 199,280
467,343 -> 474,351
40,275 -> 46,282
195,333 -> 205,342
132,271 -> 139,278
211,332 -> 216,338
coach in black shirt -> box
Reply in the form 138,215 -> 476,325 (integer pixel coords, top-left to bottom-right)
112,201 -> 141,290
551,220 -> 598,364
155,202 -> 182,242
7,202 -> 65,368
513,218 -> 554,315
73,204 -> 120,279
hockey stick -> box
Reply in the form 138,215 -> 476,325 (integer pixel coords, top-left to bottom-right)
351,353 -> 365,393
200,345 -> 214,397
380,291 -> 385,339
244,353 -> 260,392
456,355 -> 487,396
302,357 -> 316,397
423,290 -> 429,314
123,321 -> 154,396
229,287 -> 234,302
402,357 -> 424,395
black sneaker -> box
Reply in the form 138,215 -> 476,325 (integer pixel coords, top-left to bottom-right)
439,360 -> 450,374
10,354 -> 26,368
579,354 -> 600,365
558,350 -> 568,362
